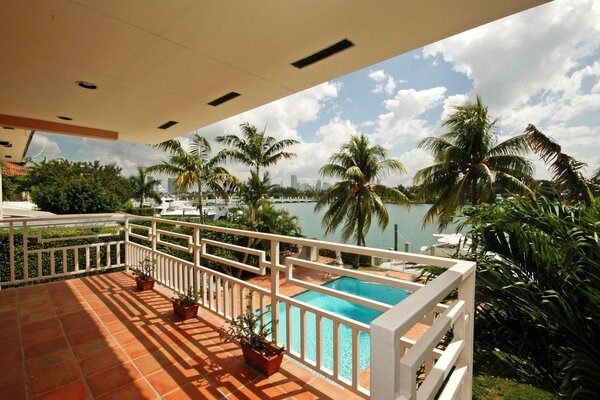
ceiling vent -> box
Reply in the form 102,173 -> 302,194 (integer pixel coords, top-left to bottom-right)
292,39 -> 354,69
158,120 -> 178,130
0,141 -> 12,147
208,92 -> 240,107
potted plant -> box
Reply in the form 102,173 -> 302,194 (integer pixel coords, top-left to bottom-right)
219,296 -> 285,376
172,286 -> 202,320
132,257 -> 156,291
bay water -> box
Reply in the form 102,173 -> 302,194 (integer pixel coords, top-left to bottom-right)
272,202 -> 460,252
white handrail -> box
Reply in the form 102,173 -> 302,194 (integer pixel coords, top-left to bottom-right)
0,214 -> 475,399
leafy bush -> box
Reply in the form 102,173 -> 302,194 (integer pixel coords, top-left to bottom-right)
0,226 -> 125,287
28,159 -> 130,213
461,197 -> 600,398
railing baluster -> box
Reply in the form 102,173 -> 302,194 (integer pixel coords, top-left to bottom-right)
9,222 -> 14,283
316,314 -> 322,370
352,327 -> 359,390
333,321 -> 340,379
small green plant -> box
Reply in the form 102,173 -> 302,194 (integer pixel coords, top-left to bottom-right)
173,286 -> 202,306
132,257 -> 156,281
219,295 -> 284,357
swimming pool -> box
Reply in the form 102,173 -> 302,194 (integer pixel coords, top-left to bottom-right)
272,276 -> 411,380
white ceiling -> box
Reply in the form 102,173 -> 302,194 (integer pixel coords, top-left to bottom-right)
0,0 -> 550,161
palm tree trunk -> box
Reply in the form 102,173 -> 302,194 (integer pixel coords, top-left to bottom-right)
353,194 -> 362,269
471,179 -> 478,206
139,194 -> 144,209
197,185 -> 204,224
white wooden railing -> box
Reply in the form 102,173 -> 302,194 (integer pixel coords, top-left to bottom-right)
1,214 -> 475,399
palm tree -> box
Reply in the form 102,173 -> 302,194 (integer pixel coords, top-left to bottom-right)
414,96 -> 535,228
215,122 -> 299,176
315,134 -> 408,267
147,134 -> 238,223
525,124 -> 595,205
236,171 -> 276,227
129,167 -> 162,208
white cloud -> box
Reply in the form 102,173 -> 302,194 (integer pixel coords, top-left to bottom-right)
422,0 -> 600,174
194,82 -> 342,185
383,148 -> 434,186
27,134 -> 63,160
368,69 -> 397,95
372,87 -> 447,147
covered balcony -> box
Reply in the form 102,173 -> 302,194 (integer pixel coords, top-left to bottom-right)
1,214 -> 475,399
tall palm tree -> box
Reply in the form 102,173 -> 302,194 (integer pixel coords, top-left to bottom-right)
129,166 -> 162,208
147,134 -> 238,223
315,134 -> 408,267
525,124 -> 595,206
215,122 -> 299,176
414,96 -> 535,228
236,171 -> 276,227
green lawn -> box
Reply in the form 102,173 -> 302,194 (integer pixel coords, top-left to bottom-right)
473,375 -> 556,400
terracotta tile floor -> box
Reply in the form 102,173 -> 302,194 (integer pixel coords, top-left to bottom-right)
0,272 -> 365,399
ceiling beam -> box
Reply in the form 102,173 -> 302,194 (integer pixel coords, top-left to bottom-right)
0,114 -> 118,141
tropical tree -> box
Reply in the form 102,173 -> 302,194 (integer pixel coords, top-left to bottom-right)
129,167 -> 162,208
235,171 -> 276,227
315,134 -> 408,267
28,159 -> 129,214
525,124 -> 595,205
460,196 -> 600,398
147,134 -> 238,223
215,122 -> 299,176
414,96 -> 536,228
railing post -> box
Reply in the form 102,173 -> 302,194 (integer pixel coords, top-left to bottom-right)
193,226 -> 200,292
270,239 -> 280,343
124,216 -> 130,271
23,221 -> 28,281
370,322 -> 401,399
456,266 -> 476,399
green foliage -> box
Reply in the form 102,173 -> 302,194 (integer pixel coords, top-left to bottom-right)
0,226 -> 124,286
173,286 -> 202,306
219,295 -> 284,356
414,95 -> 535,228
132,257 -> 156,281
148,134 -> 238,223
129,166 -> 162,208
28,159 -> 130,214
315,134 -> 408,266
525,124 -> 595,205
473,375 -> 556,400
216,122 -> 299,177
1,173 -> 29,200
461,196 -> 600,397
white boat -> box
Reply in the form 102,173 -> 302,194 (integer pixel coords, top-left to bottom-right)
419,233 -> 470,257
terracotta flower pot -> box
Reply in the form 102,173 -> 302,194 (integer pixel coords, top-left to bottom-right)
172,300 -> 199,320
240,342 -> 284,377
135,276 -> 155,291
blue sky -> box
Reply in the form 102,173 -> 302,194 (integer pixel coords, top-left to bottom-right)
29,0 -> 600,189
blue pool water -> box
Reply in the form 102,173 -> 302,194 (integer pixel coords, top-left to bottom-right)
269,277 -> 411,380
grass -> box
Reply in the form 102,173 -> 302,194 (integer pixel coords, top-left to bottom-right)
473,375 -> 556,400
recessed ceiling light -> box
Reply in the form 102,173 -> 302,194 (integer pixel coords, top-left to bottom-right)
57,116 -> 73,121
3,126 -> 14,130
158,120 -> 178,130
207,92 -> 240,107
292,38 -> 355,69
5,155 -> 12,159
0,141 -> 12,147
76,81 -> 97,90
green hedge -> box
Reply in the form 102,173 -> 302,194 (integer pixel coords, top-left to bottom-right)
0,226 -> 125,287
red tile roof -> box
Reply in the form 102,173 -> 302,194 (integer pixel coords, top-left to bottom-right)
1,161 -> 30,176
